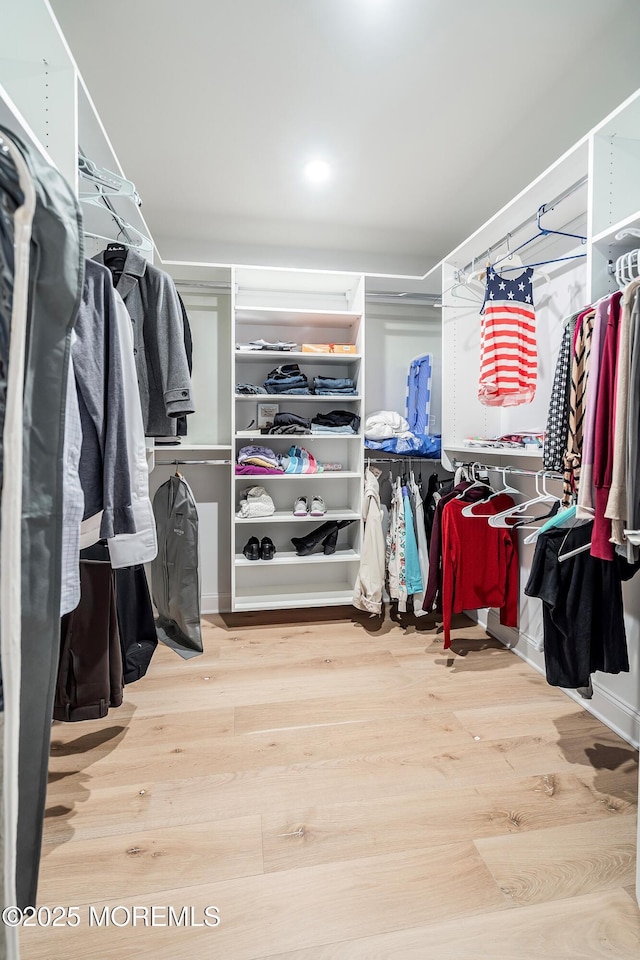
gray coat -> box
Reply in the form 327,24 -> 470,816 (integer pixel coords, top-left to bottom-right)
93,249 -> 194,437
73,259 -> 135,538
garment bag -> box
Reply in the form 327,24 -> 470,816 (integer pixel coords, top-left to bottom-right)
151,474 -> 203,657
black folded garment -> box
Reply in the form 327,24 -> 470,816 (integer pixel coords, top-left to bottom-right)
264,423 -> 310,435
266,363 -> 304,380
273,412 -> 312,429
312,410 -> 361,431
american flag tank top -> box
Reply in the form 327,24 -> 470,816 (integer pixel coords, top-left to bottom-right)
478,265 -> 537,406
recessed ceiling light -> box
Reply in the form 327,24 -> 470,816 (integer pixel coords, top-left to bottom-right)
304,159 -> 331,183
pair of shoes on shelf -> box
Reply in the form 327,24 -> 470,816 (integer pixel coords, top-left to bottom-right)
293,495 -> 326,517
291,519 -> 354,557
243,536 -> 276,560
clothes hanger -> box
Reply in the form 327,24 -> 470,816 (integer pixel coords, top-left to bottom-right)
447,268 -> 484,303
460,467 -> 519,517
488,472 -> 558,527
557,518 -> 592,562
511,498 -> 561,531
456,462 -> 492,504
523,502 -> 575,544
78,153 -> 141,204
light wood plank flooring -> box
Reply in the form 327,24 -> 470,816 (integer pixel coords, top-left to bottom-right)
21,610 -> 640,959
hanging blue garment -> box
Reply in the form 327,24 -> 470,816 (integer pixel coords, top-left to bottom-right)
402,487 -> 423,595
406,352 -> 433,435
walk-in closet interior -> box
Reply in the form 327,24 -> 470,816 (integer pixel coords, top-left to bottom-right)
2,1 -> 640,958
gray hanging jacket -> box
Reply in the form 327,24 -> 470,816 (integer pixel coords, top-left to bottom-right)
151,474 -> 203,657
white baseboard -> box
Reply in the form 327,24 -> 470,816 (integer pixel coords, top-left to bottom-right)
467,609 -> 640,750
201,593 -> 232,615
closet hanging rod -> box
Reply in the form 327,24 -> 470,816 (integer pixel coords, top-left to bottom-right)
365,456 -> 440,463
174,280 -> 443,307
451,459 -> 563,481
174,279 -> 232,291
365,292 -> 442,306
458,175 -> 588,275
155,458 -> 233,465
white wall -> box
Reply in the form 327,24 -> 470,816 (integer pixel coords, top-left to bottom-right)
365,300 -> 442,434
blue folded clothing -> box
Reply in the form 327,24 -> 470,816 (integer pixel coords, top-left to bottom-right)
313,376 -> 355,390
314,388 -> 358,396
265,385 -> 312,395
311,423 -> 357,434
365,434 -> 442,458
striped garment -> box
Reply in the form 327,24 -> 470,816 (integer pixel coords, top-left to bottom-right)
562,308 -> 595,505
478,265 -> 537,406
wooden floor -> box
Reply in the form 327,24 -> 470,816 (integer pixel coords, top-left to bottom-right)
21,610 -> 640,959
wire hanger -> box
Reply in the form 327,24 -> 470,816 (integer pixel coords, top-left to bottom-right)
491,204 -> 586,276
447,268 -> 484,303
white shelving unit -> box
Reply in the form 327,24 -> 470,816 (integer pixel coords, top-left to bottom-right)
231,266 -> 365,611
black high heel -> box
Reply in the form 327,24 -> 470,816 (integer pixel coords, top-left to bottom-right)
291,521 -> 337,556
321,526 -> 339,555
291,520 -> 354,557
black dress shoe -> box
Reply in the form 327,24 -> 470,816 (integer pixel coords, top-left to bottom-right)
243,536 -> 260,560
260,537 -> 276,560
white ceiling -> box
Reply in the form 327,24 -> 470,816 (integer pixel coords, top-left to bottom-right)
52,0 -> 640,276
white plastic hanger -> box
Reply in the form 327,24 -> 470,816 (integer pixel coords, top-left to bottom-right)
557,521 -> 592,562
488,472 -> 558,527
461,468 -> 520,517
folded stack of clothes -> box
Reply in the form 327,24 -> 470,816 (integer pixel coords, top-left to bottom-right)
236,486 -> 276,518
236,445 -> 284,475
311,410 -> 361,434
266,412 -> 311,435
462,432 -> 544,450
236,383 -> 268,395
259,410 -> 361,436
313,376 -> 357,396
236,339 -> 298,352
236,369 -> 360,397
264,364 -> 311,395
364,410 -> 441,458
280,446 -> 324,474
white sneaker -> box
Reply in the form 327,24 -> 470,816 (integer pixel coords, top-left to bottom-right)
293,496 -> 309,516
310,495 -> 326,517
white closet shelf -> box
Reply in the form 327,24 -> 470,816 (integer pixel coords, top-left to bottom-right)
234,471 -> 360,480
235,350 -> 361,364
235,395 -> 362,402
233,584 -> 356,611
235,306 -> 361,327
235,509 -> 360,524
444,444 -> 544,459
592,211 -> 640,248
154,443 -> 233,451
236,431 -> 362,440
235,548 -> 359,567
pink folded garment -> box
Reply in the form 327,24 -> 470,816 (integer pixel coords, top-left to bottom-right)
235,464 -> 284,475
